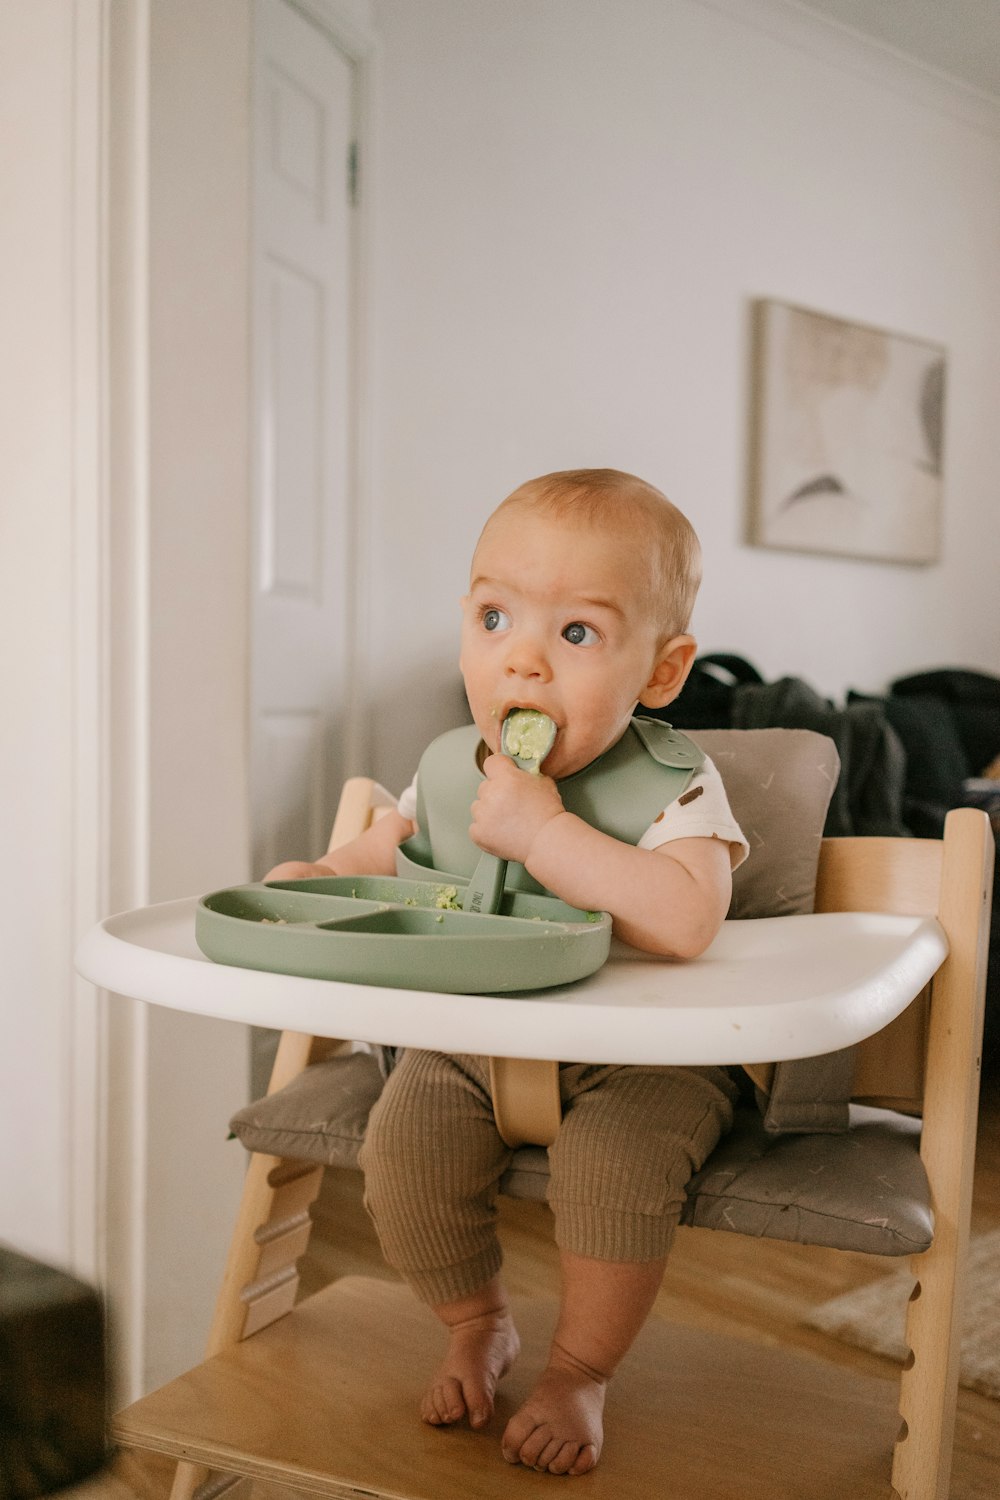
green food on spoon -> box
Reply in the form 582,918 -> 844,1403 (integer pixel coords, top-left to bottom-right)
501,709 -> 557,773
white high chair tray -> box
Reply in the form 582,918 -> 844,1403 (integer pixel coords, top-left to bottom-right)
76,899 -> 947,1066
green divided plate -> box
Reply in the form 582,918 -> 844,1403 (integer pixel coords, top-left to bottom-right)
196,875 -> 612,993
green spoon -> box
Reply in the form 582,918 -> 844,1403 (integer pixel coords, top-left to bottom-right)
462,710 -> 558,914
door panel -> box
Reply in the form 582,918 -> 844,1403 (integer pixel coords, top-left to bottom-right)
256,710 -> 327,865
251,0 -> 354,882
261,262 -> 324,601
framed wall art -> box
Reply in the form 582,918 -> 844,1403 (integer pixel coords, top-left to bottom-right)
749,299 -> 946,565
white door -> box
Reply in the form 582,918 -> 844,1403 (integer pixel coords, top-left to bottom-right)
251,0 -> 355,882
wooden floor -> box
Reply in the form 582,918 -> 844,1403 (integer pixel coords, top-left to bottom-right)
91,1075 -> 1000,1500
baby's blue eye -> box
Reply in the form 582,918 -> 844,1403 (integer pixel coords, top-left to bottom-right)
482,607 -> 511,633
563,621 -> 598,646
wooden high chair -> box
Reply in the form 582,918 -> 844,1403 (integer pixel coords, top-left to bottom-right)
106,744 -> 994,1500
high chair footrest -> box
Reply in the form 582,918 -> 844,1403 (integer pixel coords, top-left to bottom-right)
113,1276 -> 901,1499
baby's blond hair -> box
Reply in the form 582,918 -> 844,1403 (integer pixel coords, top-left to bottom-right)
480,469 -> 701,642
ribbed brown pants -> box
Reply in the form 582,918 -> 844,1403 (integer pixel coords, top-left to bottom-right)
359,1050 -> 737,1306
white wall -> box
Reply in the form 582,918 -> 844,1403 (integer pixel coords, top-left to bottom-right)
0,0 -> 253,1402
0,1 -> 78,1264
364,0 -> 1000,794
140,0 -> 254,1393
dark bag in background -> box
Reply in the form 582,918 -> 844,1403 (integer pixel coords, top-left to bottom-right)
891,668 -> 1000,779
641,653 -> 764,730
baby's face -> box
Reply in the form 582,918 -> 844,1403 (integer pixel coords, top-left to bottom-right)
460,510 -> 665,778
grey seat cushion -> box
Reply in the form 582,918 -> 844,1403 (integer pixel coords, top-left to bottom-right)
229,1052 -> 932,1257
682,1104 -> 930,1254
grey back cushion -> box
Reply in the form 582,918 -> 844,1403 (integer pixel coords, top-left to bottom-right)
691,728 -> 839,919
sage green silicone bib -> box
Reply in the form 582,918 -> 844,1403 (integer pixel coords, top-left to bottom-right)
398,717 -> 703,892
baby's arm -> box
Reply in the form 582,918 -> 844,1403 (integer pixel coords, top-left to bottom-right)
264,809 -> 416,883
527,819 -> 730,957
469,756 -> 731,957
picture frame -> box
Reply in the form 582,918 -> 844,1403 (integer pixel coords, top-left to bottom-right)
749,299 -> 946,565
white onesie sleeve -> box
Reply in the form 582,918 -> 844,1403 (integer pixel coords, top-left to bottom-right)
637,755 -> 749,869
398,756 -> 748,868
397,774 -> 419,824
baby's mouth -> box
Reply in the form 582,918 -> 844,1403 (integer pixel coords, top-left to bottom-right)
501,701 -> 554,724
490,704 -> 560,759
500,707 -> 559,768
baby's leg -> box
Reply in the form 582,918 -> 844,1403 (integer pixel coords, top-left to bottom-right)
502,1063 -> 736,1475
360,1050 -> 517,1428
502,1249 -> 665,1475
418,1274 -> 521,1430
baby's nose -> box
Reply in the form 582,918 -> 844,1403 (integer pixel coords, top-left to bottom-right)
504,634 -> 551,680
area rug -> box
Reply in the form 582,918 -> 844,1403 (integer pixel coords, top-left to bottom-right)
805,1229 -> 1000,1399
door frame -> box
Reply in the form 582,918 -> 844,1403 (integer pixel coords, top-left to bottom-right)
70,0 -> 152,1402
70,0 -> 114,1297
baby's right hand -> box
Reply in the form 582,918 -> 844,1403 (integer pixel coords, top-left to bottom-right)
263,859 -> 336,882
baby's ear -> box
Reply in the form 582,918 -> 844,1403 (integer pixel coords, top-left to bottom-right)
638,635 -> 697,710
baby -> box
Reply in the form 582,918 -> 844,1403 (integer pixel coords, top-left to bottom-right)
267,469 -> 748,1475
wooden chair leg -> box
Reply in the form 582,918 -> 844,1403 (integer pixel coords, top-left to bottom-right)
169,1461 -> 248,1500
166,778 -> 381,1500
891,809 -> 993,1500
891,1242 -> 964,1500
167,1029 -> 341,1500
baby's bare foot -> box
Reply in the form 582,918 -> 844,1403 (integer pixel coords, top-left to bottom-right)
501,1347 -> 607,1476
421,1308 -> 520,1431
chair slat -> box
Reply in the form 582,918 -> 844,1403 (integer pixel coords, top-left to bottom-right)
815,835 -> 942,917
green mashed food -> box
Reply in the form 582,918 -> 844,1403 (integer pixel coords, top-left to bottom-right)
502,709 -> 555,770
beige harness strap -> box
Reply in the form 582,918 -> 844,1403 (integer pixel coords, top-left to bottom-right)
488,1057 -> 562,1147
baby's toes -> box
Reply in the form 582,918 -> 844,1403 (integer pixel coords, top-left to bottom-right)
501,1410 -> 537,1464
534,1436 -> 571,1472
421,1377 -> 465,1425
466,1396 -> 492,1430
568,1442 -> 599,1476
418,1387 -> 443,1424
504,1418 -> 553,1469
546,1441 -> 583,1476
